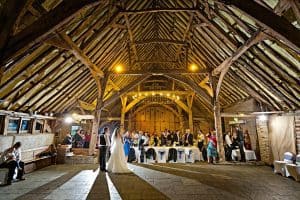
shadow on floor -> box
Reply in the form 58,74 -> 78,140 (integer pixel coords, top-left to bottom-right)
86,172 -> 110,200
15,170 -> 81,200
109,172 -> 169,200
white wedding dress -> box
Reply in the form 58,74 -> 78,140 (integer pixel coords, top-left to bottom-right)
107,135 -> 131,173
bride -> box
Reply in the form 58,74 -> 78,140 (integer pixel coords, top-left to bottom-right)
107,127 -> 131,173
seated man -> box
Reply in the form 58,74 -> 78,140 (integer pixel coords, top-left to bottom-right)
0,142 -> 25,185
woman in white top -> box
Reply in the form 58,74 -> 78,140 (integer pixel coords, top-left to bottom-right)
107,128 -> 131,173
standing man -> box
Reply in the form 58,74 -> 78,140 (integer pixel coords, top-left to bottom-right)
184,129 -> 193,146
236,127 -> 246,162
0,142 -> 25,185
98,127 -> 111,172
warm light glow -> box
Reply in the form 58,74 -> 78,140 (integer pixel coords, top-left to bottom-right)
65,116 -> 73,124
152,92 -> 155,96
160,93 -> 163,96
115,64 -> 124,73
258,115 -> 268,121
189,63 -> 199,72
167,93 -> 170,97
176,96 -> 180,100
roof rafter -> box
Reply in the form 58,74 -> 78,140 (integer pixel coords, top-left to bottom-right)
219,0 -> 300,53
1,0 -> 101,63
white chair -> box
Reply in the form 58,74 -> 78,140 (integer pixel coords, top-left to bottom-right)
157,149 -> 167,163
285,154 -> 300,181
185,149 -> 195,163
177,148 -> 185,163
274,152 -> 296,177
145,148 -> 156,164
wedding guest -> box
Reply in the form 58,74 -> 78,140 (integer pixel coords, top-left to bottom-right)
236,127 -> 246,162
173,130 -> 181,146
98,127 -> 111,172
166,131 -> 173,146
133,131 -> 139,147
153,133 -> 159,146
207,131 -> 217,164
160,131 -> 167,146
143,132 -> 150,146
224,131 -> 233,161
197,130 -> 207,161
63,133 -> 73,145
184,129 -> 193,146
83,132 -> 91,148
138,131 -> 145,163
123,131 -> 131,161
244,130 -> 252,150
73,130 -> 84,148
0,142 -> 25,185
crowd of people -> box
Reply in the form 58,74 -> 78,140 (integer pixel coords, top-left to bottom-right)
63,129 -> 91,148
223,127 -> 252,162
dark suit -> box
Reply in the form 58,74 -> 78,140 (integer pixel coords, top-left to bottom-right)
173,133 -> 180,145
99,133 -> 109,171
184,133 -> 193,146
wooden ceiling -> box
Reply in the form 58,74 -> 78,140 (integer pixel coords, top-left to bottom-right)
0,0 -> 299,117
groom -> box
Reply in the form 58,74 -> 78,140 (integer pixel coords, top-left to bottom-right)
98,127 -> 111,172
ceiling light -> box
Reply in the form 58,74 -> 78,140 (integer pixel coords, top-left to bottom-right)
115,64 -> 124,73
64,116 -> 73,124
258,115 -> 268,121
189,63 -> 199,72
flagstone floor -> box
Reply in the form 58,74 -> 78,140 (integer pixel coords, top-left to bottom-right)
0,162 -> 299,200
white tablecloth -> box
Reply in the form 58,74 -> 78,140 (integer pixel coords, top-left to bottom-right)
232,149 -> 257,161
133,146 -> 203,163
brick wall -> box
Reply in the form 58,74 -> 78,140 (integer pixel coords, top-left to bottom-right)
256,119 -> 272,165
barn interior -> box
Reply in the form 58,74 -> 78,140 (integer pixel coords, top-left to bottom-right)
0,0 -> 299,199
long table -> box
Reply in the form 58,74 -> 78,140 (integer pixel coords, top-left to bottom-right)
231,149 -> 257,161
133,146 -> 203,163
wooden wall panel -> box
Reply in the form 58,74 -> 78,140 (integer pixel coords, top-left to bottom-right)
131,106 -> 180,133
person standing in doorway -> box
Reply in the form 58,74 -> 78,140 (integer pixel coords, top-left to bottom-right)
98,127 -> 111,172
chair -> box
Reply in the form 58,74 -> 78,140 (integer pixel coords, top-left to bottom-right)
167,148 -> 177,163
157,149 -> 167,163
177,148 -> 185,163
285,154 -> 300,181
185,149 -> 195,163
274,152 -> 296,177
145,148 -> 156,163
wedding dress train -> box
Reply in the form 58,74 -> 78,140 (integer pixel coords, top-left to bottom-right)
107,136 -> 131,173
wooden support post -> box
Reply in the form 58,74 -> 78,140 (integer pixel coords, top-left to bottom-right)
187,94 -> 194,133
120,96 -> 128,130
2,115 -> 9,136
89,108 -> 101,156
31,118 -> 37,134
213,101 -> 224,161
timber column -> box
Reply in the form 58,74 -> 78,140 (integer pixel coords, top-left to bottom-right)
120,96 -> 128,130
187,94 -> 194,133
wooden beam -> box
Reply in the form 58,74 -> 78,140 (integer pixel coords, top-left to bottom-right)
135,60 -> 179,64
199,76 -> 213,97
45,35 -> 72,50
1,0 -> 101,63
103,75 -> 151,108
112,69 -> 208,75
121,8 -> 198,15
135,39 -> 186,45
213,30 -> 266,99
108,78 -> 120,91
124,14 -> 138,62
126,90 -> 193,96
164,74 -> 212,107
58,32 -> 104,77
220,0 -> 300,53
0,0 -> 27,53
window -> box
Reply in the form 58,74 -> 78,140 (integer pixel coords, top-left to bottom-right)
8,118 -> 19,133
35,120 -> 43,133
20,119 -> 30,133
71,125 -> 80,136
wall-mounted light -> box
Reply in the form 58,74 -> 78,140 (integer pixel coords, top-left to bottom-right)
258,115 -> 268,121
64,116 -> 73,124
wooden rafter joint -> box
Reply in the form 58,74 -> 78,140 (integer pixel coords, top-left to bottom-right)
199,76 -> 214,97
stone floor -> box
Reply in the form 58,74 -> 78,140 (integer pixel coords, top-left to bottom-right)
0,162 -> 299,200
